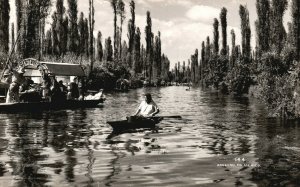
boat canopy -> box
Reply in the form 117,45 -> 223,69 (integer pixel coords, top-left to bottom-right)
41,62 -> 86,77
23,61 -> 86,77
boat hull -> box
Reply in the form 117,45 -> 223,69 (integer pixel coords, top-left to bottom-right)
107,117 -> 163,131
0,99 -> 104,113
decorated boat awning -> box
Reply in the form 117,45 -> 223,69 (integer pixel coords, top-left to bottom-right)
40,62 -> 86,76
24,69 -> 42,77
23,61 -> 86,77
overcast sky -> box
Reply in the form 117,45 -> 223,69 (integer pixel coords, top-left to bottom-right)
9,0 -> 292,68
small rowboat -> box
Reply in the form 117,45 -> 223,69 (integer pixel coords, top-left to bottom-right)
107,117 -> 164,131
107,115 -> 182,131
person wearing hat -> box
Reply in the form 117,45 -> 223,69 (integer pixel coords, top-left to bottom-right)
6,67 -> 26,103
3,69 -> 12,84
133,93 -> 159,117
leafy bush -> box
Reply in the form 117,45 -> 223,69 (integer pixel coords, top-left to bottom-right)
225,57 -> 253,95
255,48 -> 298,118
87,60 -> 131,90
129,74 -> 144,88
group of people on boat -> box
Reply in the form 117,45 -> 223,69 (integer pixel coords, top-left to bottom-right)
3,66 -> 83,103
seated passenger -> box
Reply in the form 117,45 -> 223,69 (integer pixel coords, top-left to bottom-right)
59,80 -> 67,93
42,73 -> 51,100
51,79 -> 65,102
19,79 -> 41,102
67,82 -> 79,100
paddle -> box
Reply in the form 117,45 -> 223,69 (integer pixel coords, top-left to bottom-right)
148,115 -> 182,119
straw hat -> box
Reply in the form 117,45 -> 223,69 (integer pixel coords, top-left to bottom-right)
17,68 -> 25,74
3,69 -> 11,76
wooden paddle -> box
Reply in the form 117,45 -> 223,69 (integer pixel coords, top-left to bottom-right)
149,115 -> 182,119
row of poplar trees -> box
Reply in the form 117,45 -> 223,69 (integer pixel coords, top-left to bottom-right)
0,0 -> 170,84
173,0 -> 300,96
109,0 -> 170,83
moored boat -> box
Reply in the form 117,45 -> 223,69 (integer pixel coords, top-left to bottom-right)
0,58 -> 105,113
0,98 -> 104,113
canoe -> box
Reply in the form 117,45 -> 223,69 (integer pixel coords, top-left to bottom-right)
0,98 -> 105,113
107,117 -> 163,131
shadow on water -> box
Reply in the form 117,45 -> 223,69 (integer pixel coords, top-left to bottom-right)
106,127 -> 159,140
104,127 -> 161,187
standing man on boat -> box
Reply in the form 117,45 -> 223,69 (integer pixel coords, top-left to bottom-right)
6,67 -> 26,103
134,93 -> 160,117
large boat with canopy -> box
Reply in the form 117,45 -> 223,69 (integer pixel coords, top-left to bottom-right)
0,58 -> 105,112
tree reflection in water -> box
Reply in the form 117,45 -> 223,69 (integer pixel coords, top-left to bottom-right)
0,109 -> 96,186
251,118 -> 300,186
4,113 -> 50,186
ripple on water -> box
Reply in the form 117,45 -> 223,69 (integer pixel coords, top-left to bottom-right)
0,87 -> 299,186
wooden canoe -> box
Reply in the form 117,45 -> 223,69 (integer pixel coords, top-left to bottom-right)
107,117 -> 163,131
0,98 -> 105,113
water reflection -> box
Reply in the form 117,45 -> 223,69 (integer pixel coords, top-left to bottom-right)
251,118 -> 300,186
0,87 -> 299,186
4,114 -> 49,186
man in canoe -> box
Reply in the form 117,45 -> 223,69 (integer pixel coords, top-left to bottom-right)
133,93 -> 159,117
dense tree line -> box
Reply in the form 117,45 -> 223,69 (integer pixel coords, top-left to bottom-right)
172,0 -> 300,117
0,0 -> 171,88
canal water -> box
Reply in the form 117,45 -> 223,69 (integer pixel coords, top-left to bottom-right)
0,86 -> 299,187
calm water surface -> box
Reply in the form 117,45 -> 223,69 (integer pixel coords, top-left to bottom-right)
0,86 -> 300,187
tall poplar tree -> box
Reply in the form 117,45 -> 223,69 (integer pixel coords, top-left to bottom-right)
133,27 -> 141,73
118,0 -> 125,59
291,0 -> 300,59
230,29 -> 236,68
52,12 -> 59,55
213,18 -> 219,55
62,16 -> 68,55
155,31 -> 162,78
84,18 -> 89,57
201,41 -> 205,80
128,0 -> 135,53
15,0 -> 23,53
0,0 -> 10,53
97,31 -> 103,61
78,12 -> 86,56
239,5 -> 251,59
220,8 -> 227,55
205,36 -> 211,63
11,23 -> 15,52
255,0 -> 270,54
56,0 -> 65,56
89,0 -> 95,73
111,0 -> 118,59
145,11 -> 153,82
68,0 -> 79,54
270,0 -> 288,54
104,37 -> 113,62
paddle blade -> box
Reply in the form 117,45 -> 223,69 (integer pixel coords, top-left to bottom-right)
152,115 -> 182,119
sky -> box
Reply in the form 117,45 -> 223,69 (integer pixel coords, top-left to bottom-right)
9,0 -> 292,68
